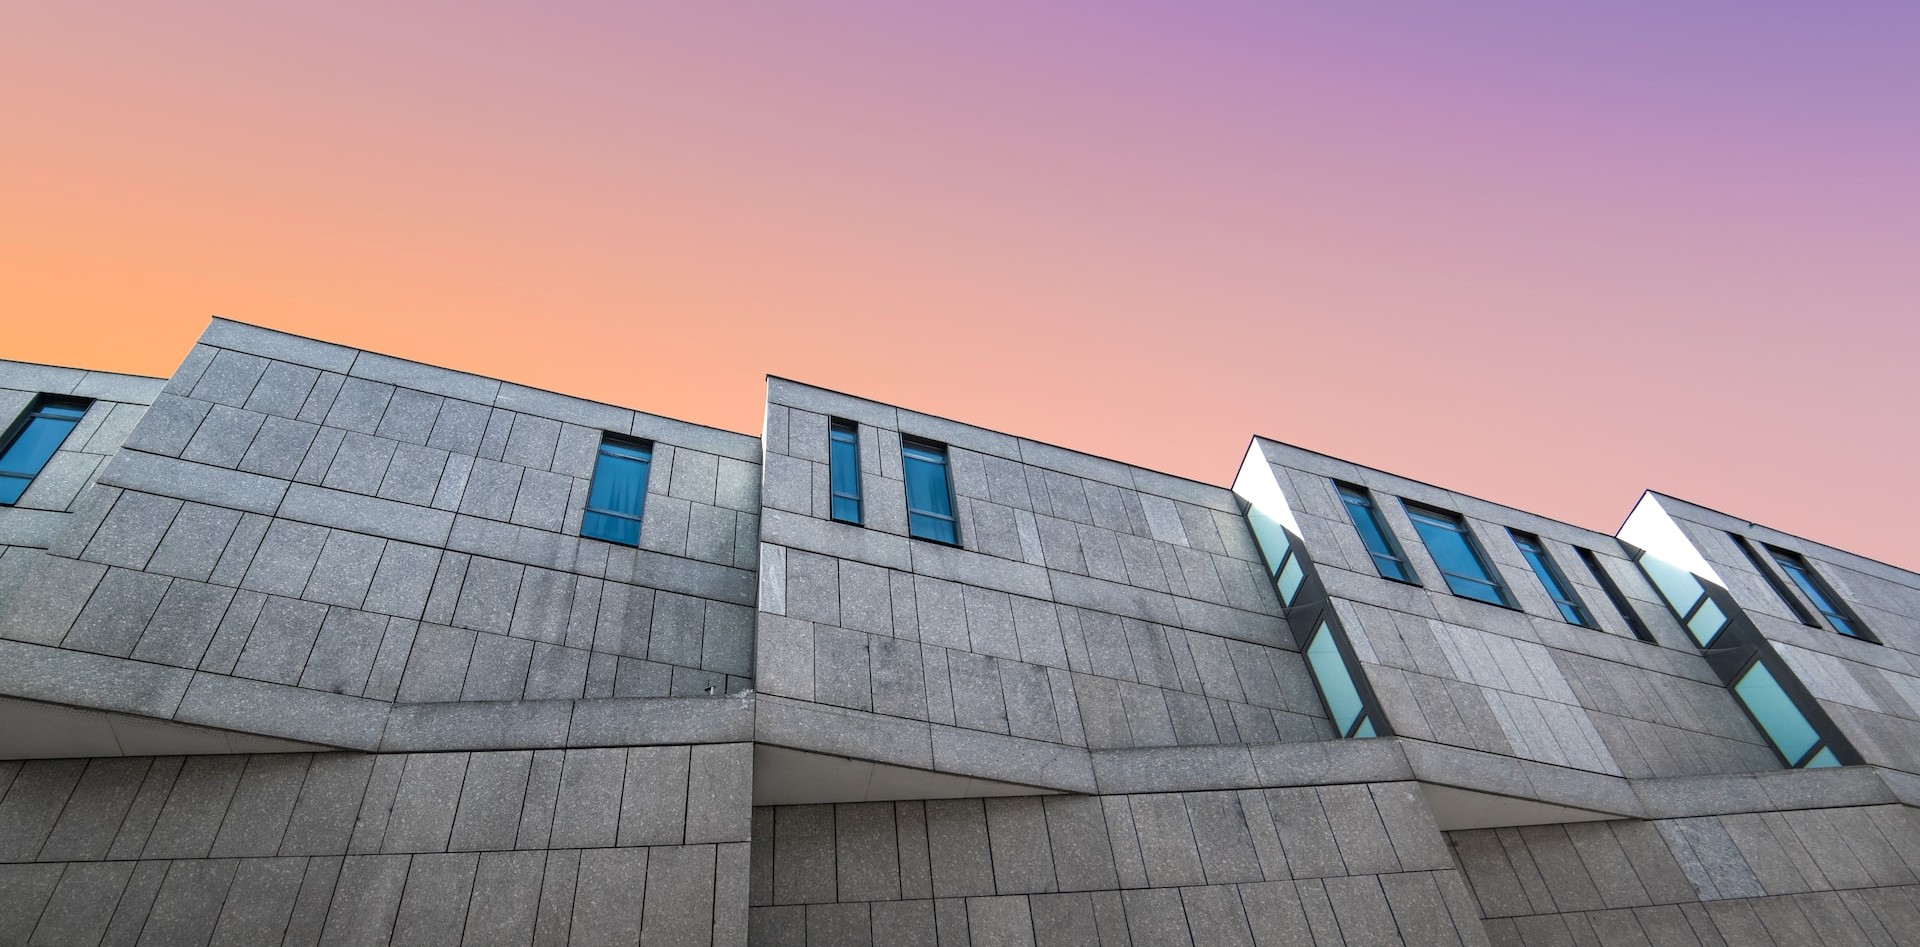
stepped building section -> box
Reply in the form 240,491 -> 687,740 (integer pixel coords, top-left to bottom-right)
1,319 -> 1917,945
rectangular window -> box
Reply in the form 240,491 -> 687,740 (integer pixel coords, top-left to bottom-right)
902,438 -> 958,545
1576,548 -> 1655,643
1729,533 -> 1818,626
1636,553 -> 1728,646
1766,546 -> 1871,640
1335,483 -> 1416,584
828,419 -> 862,525
1733,659 -> 1839,768
1305,622 -> 1376,738
0,396 -> 90,506
580,436 -> 652,546
1511,531 -> 1592,626
1404,504 -> 1513,607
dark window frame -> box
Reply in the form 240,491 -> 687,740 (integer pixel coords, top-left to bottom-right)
0,394 -> 91,507
1765,545 -> 1875,642
1402,502 -> 1516,608
1334,482 -> 1418,585
579,434 -> 653,547
1576,548 -> 1655,643
828,418 -> 863,525
1728,533 -> 1818,627
901,436 -> 960,546
1510,530 -> 1593,627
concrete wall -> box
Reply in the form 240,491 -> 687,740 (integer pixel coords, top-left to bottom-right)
754,380 -> 1329,796
0,320 -> 761,749
0,746 -> 751,946
1647,496 -> 1920,778
747,777 -> 1487,946
1244,440 -> 1779,785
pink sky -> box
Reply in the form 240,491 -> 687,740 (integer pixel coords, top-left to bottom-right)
4,2 -> 1915,566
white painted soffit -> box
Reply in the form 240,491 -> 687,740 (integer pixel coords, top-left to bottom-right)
0,695 -> 328,760
1618,493 -> 1724,586
753,745 -> 1059,806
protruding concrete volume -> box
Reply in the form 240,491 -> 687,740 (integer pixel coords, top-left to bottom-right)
1,322 -> 1917,945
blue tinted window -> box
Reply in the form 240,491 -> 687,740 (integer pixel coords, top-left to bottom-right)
1512,532 -> 1591,626
1636,553 -> 1726,646
903,439 -> 957,544
1730,533 -> 1818,626
1306,622 -> 1373,738
0,397 -> 89,506
1405,505 -> 1512,607
1733,659 -> 1828,767
1769,547 -> 1868,639
1336,484 -> 1415,583
829,420 -> 862,525
581,437 -> 651,546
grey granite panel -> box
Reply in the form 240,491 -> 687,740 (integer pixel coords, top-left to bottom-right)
100,450 -> 288,515
898,801 -> 934,900
141,857 -> 241,946
0,758 -> 86,860
927,799 -> 997,899
0,637 -> 193,717
774,804 -> 837,905
146,501 -> 243,582
463,850 -> 546,947
872,900 -> 937,947
934,897 -> 972,946
546,748 -> 624,849
808,902 -> 872,947
986,796 -> 1059,894
35,758 -> 148,861
380,752 -> 468,853
530,848 -> 578,946
103,757 -> 183,860
444,751 -> 531,853
1321,875 -> 1402,945
238,519 -> 330,597
300,608 -> 388,695
319,853 -> 411,947
244,359 -> 323,419
205,855 -> 307,947
125,392 -> 212,457
643,844 -> 718,947
82,491 -> 183,571
191,348 -> 272,407
1186,790 -> 1263,885
381,700 -> 571,752
280,753 -> 375,856
648,590 -> 706,667
143,754 -> 247,858
1264,787 -> 1345,878
463,632 -> 535,700
129,580 -> 235,667
175,672 -> 387,749
1120,888 -> 1193,947
390,852 -> 479,947
279,482 -> 455,546
688,743 -> 752,843
208,753 -> 310,858
231,594 -> 328,685
617,744 -> 690,846
750,905 -> 805,947
835,801 -> 902,902
280,854 -> 344,947
204,320 -> 357,372
181,403 -> 266,467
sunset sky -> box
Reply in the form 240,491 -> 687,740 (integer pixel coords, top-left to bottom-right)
5,3 -> 1916,566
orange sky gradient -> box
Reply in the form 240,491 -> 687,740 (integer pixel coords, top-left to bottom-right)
5,3 -> 1916,567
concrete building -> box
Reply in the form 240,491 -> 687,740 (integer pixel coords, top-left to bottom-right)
0,318 -> 1916,946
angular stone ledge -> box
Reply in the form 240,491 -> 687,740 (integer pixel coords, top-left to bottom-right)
755,694 -> 933,771
70,372 -> 166,405
930,725 -> 1096,794
0,640 -> 192,720
173,672 -> 387,750
1093,745 -> 1259,793
569,696 -> 755,747
761,509 -> 912,571
348,350 -> 502,405
204,318 -> 358,373
381,699 -> 573,751
766,377 -> 900,430
1634,766 -> 1900,819
1249,738 -> 1415,787
277,483 -> 455,547
98,452 -> 287,516
909,540 -> 1052,601
1402,739 -> 1641,819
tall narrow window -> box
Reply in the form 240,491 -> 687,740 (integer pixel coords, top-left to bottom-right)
1335,483 -> 1416,584
1733,659 -> 1839,768
1305,621 -> 1377,738
1729,533 -> 1817,627
580,436 -> 652,546
0,396 -> 89,506
902,438 -> 958,544
1511,531 -> 1592,626
1404,504 -> 1513,607
828,419 -> 862,525
1577,548 -> 1654,643
1766,546 -> 1872,640
1637,553 -> 1728,646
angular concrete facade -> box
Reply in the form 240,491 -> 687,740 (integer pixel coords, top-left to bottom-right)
1,319 -> 1917,945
